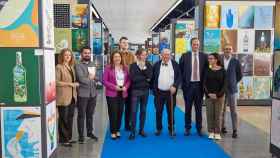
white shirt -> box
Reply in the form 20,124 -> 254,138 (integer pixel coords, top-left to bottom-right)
158,60 -> 174,91
191,52 -> 200,82
224,56 -> 232,70
115,69 -> 125,86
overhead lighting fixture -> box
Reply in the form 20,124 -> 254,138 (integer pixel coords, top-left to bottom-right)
91,4 -> 100,19
150,0 -> 183,32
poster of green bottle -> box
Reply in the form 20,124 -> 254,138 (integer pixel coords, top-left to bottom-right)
72,28 -> 89,52
0,48 -> 41,105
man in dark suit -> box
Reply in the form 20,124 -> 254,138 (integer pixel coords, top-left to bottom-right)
221,44 -> 242,138
152,48 -> 181,137
179,37 -> 208,136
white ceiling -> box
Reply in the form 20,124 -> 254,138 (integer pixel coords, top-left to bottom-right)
92,0 -> 177,44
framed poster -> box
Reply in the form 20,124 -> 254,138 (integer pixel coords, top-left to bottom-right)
221,30 -> 237,53
254,54 -> 272,76
42,0 -> 54,48
44,50 -> 56,104
238,6 -> 254,29
238,29 -> 255,54
220,6 -> 238,29
159,29 -> 171,53
271,99 -> 280,149
54,4 -> 70,28
275,1 -> 280,50
93,22 -> 102,55
238,54 -> 253,76
54,28 -> 72,54
1,107 -> 42,158
46,101 -> 57,157
152,34 -> 160,54
0,48 -> 41,105
72,4 -> 88,29
238,76 -> 253,99
255,30 -> 272,53
0,0 -> 39,47
204,29 -> 221,53
204,5 -> 220,28
254,6 -> 273,29
253,77 -> 271,99
273,52 -> 280,99
72,29 -> 89,52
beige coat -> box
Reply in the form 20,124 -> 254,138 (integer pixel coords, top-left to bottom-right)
56,64 -> 77,106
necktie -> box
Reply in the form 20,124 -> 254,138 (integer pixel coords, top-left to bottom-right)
193,53 -> 198,81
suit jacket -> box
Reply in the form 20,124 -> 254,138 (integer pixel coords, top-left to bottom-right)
56,64 -> 77,106
75,61 -> 97,98
179,51 -> 208,91
151,60 -> 181,93
103,65 -> 131,98
222,57 -> 243,94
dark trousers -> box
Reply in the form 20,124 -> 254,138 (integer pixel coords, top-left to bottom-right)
130,93 -> 149,133
155,90 -> 176,131
77,96 -> 97,138
183,82 -> 203,131
58,101 -> 75,143
124,88 -> 132,130
106,94 -> 125,133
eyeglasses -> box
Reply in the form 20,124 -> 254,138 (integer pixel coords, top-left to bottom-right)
225,48 -> 232,50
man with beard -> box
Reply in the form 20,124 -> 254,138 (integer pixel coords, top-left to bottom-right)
75,46 -> 98,143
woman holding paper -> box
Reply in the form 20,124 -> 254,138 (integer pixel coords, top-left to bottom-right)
103,51 -> 131,140
56,48 -> 79,147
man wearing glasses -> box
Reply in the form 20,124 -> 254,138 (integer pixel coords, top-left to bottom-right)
221,44 -> 242,138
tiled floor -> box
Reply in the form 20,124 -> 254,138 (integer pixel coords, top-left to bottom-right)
52,90 -> 273,158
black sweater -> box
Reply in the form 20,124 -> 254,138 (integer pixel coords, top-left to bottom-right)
129,62 -> 153,90
203,67 -> 227,98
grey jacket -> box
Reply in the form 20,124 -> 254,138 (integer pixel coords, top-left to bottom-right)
75,61 -> 97,98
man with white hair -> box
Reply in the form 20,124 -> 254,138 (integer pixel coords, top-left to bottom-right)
151,48 -> 181,137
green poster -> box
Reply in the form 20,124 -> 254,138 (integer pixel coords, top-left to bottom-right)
0,48 -> 41,105
54,28 -> 72,54
72,29 -> 89,52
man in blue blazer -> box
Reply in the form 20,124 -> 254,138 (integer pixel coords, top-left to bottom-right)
221,44 -> 242,138
179,37 -> 208,136
152,48 -> 181,137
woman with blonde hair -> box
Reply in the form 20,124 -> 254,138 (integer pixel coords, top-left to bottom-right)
56,48 -> 79,147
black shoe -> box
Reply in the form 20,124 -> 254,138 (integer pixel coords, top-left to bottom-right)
184,129 -> 190,136
87,133 -> 98,141
232,130 -> 238,138
62,142 -> 72,147
222,128 -> 227,134
139,131 -> 147,138
155,130 -> 161,136
128,133 -> 135,140
78,137 -> 85,144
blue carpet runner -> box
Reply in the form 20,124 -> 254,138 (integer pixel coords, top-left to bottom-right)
101,95 -> 230,158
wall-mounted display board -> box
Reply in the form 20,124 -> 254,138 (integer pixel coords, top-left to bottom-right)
92,21 -> 102,55
203,0 -> 275,101
159,29 -> 171,53
0,0 -> 39,47
1,106 -> 42,158
72,4 -> 88,29
152,33 -> 160,54
46,101 -> 57,157
0,48 -> 41,105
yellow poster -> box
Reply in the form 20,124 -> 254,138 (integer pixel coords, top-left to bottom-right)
0,0 -> 39,47
175,38 -> 187,55
205,5 -> 220,28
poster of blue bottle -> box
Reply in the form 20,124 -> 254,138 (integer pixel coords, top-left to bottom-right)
254,6 -> 273,29
221,6 -> 238,29
93,22 -> 102,55
238,6 -> 254,29
204,29 -> 221,53
1,107 -> 42,158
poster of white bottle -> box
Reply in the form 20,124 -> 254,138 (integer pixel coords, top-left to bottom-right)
238,29 -> 254,54
13,51 -> 27,102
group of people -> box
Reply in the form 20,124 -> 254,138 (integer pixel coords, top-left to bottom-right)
55,36 -> 242,146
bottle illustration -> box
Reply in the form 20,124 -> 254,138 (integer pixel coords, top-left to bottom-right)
239,80 -> 245,99
243,32 -> 249,52
13,52 -> 27,102
260,32 -> 266,50
226,9 -> 234,28
247,84 -> 253,99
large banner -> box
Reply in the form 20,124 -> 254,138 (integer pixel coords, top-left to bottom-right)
0,0 -> 39,47
1,106 -> 42,158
